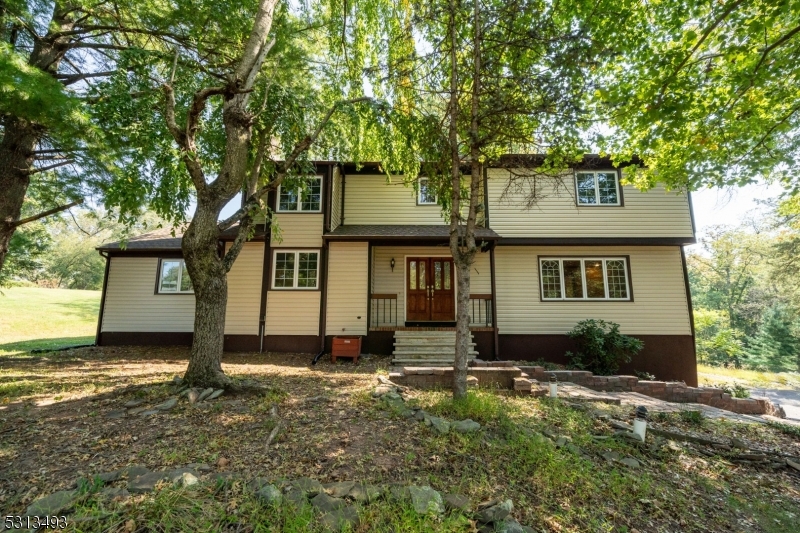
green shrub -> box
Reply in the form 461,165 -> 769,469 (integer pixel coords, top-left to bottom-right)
718,382 -> 750,398
565,319 -> 644,375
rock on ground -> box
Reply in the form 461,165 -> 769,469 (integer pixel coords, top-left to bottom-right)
476,499 -> 513,524
347,483 -> 382,502
452,419 -> 481,434
320,506 -> 359,532
323,481 -> 355,498
290,477 -> 324,497
311,492 -> 346,513
255,485 -> 282,506
128,471 -> 169,493
408,485 -> 444,515
25,490 -> 78,517
443,493 -> 471,513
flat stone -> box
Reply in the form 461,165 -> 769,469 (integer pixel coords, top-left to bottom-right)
443,493 -> 471,513
311,492 -> 346,513
249,477 -> 273,491
408,485 -> 444,515
425,415 -> 450,435
602,451 -> 621,462
124,399 -> 144,408
167,467 -> 200,483
139,409 -> 160,417
197,387 -> 214,402
347,483 -> 382,502
255,484 -> 283,506
105,409 -> 127,419
207,389 -> 224,401
476,499 -> 513,524
620,457 -> 640,468
98,487 -> 130,501
176,472 -> 199,487
414,410 -> 427,421
188,389 -> 200,404
155,397 -> 178,411
127,406 -> 149,415
173,376 -> 184,385
124,465 -> 150,479
324,481 -> 355,498
284,487 -> 309,508
128,471 -> 169,493
290,477 -> 324,497
188,463 -> 212,472
25,490 -> 78,517
320,506 -> 360,532
382,391 -> 403,402
496,519 -> 526,533
97,469 -> 122,483
452,419 -> 481,434
372,385 -> 395,397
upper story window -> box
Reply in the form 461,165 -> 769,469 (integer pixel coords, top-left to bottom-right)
277,176 -> 322,212
417,177 -> 437,205
539,257 -> 630,301
272,250 -> 319,289
575,171 -> 621,206
158,259 -> 193,293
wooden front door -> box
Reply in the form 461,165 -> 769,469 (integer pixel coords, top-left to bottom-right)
406,257 -> 455,322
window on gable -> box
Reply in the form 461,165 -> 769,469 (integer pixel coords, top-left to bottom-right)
575,171 -> 620,206
417,177 -> 437,205
539,258 -> 630,301
277,176 -> 322,212
158,259 -> 193,293
272,251 -> 319,289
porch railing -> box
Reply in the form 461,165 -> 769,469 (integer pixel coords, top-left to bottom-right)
469,294 -> 493,327
371,293 -> 398,327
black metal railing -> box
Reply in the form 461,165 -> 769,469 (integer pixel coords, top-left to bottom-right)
371,294 -> 398,327
469,294 -> 493,327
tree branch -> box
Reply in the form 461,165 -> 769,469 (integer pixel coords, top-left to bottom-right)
12,201 -> 82,228
751,23 -> 800,76
26,160 -> 74,174
57,70 -> 117,85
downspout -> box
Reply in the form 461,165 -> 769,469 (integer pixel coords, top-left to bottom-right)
95,251 -> 111,346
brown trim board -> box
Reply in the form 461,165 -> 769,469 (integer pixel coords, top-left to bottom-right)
95,253 -> 111,345
680,246 -> 698,363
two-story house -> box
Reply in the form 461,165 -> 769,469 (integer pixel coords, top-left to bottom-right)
96,155 -> 698,385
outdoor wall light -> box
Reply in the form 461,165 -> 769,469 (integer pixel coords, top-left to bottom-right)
549,373 -> 558,398
390,258 -> 395,272
633,406 -> 648,442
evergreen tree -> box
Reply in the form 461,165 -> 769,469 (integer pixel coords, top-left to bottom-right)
747,304 -> 800,372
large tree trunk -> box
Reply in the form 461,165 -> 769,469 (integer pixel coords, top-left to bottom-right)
0,3 -> 73,275
0,118 -> 40,272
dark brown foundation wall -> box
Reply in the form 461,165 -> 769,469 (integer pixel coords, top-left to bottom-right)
98,333 -> 321,354
498,334 -> 698,386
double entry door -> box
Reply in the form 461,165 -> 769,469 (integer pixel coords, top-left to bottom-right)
406,257 -> 455,322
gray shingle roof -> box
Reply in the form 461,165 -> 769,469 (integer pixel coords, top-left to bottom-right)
98,225 -> 266,252
324,224 -> 500,240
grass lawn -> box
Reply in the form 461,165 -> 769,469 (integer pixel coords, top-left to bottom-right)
1,347 -> 798,532
0,286 -> 100,355
698,364 -> 800,390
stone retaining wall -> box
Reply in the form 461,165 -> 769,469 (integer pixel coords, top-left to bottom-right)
389,363 -> 521,390
517,366 -> 781,416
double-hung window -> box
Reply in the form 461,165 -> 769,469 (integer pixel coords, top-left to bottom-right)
539,258 -> 630,301
272,251 -> 319,289
417,177 -> 437,205
158,259 -> 193,293
277,176 -> 322,212
575,171 -> 621,205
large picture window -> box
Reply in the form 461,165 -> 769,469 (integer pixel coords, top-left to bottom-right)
417,177 -> 437,205
272,251 -> 319,289
575,171 -> 621,206
539,258 -> 630,301
277,176 -> 322,212
158,259 -> 193,293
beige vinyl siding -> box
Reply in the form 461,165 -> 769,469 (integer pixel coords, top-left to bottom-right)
331,166 -> 343,231
344,175 -> 447,225
494,246 -> 690,335
325,242 -> 368,335
487,169 -> 694,238
265,291 -> 320,335
371,246 -> 492,323
224,242 -> 263,335
271,213 -> 323,247
102,257 -> 195,332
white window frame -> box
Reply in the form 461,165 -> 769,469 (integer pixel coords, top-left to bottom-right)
271,250 -> 320,290
575,171 -> 621,206
157,259 -> 193,294
539,257 -> 631,301
417,177 -> 438,205
276,175 -> 323,212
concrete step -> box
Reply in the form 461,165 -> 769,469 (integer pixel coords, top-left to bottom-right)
393,348 -> 479,355
392,358 -> 476,366
393,338 -> 474,344
393,343 -> 476,351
